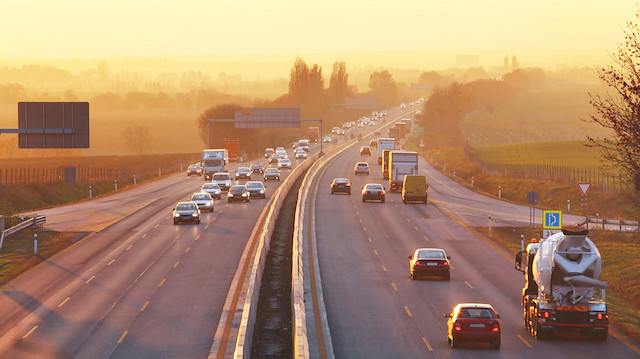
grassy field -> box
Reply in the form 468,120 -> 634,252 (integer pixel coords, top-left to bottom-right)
477,227 -> 640,343
471,141 -> 609,171
461,90 -> 610,147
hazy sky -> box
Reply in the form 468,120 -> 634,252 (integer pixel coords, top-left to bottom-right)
1,0 -> 637,58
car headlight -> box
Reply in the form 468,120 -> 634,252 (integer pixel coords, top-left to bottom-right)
228,193 -> 234,197
259,190 -> 264,193
174,213 -> 180,217
192,213 -> 198,217
242,193 -> 248,197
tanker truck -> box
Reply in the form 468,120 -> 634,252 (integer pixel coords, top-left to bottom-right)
514,229 -> 608,341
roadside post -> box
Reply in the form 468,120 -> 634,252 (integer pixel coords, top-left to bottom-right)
134,175 -> 136,186
521,234 -> 525,251
567,199 -> 570,212
89,186 -> 92,199
526,191 -> 538,227
115,180 -> 118,192
471,176 -> 474,187
488,215 -> 492,233
34,234 -> 37,255
499,186 -> 502,199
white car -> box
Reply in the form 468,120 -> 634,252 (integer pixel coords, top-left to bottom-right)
295,150 -> 307,159
276,147 -> 287,159
189,192 -> 214,212
323,136 -> 332,143
277,158 -> 292,169
212,172 -> 231,192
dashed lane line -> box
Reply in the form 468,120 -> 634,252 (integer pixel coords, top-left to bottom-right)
22,325 -> 38,339
464,281 -> 473,289
117,330 -> 128,344
140,301 -> 149,312
517,334 -> 532,348
422,337 -> 433,351
158,278 -> 166,287
86,276 -> 95,284
107,259 -> 115,266
404,306 -> 413,317
58,297 -> 70,308
126,245 -> 133,251
391,282 -> 398,292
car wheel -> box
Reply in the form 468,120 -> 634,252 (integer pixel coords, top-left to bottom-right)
451,336 -> 459,348
196,219 -> 201,224
348,190 -> 351,195
331,190 -> 334,194
410,271 -> 415,280
362,197 -> 366,202
444,273 -> 451,281
173,220 -> 178,225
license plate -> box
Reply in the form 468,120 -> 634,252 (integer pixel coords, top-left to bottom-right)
469,324 -> 485,328
406,192 -> 414,195
426,262 -> 438,266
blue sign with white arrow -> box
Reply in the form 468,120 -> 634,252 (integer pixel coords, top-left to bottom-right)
543,210 -> 562,229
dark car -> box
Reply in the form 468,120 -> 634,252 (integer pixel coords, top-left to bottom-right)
250,163 -> 264,174
227,185 -> 250,203
362,183 -> 385,203
187,164 -> 202,176
409,248 -> 451,280
360,146 -> 371,156
246,181 -> 266,199
445,303 -> 501,349
235,167 -> 251,180
354,162 -> 370,176
264,168 -> 280,181
330,178 -> 351,194
173,201 -> 201,224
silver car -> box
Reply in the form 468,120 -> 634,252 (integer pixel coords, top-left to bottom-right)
246,181 -> 266,199
212,172 -> 231,191
190,192 -> 214,212
201,182 -> 222,200
277,158 -> 291,170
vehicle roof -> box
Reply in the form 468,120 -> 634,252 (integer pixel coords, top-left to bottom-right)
238,167 -> 250,170
333,178 -> 349,182
356,162 -> 368,165
191,192 -> 211,198
230,185 -> 247,190
265,168 -> 279,172
454,303 -> 495,310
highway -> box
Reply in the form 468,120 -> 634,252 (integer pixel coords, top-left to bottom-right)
0,148 -> 307,358
313,133 -> 640,358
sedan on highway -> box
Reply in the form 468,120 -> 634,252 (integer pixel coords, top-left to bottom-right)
323,136 -> 332,143
360,146 -> 371,156
235,167 -> 251,180
354,162 -> 370,175
268,153 -> 280,164
295,150 -> 307,159
201,182 -> 222,200
227,185 -> 250,203
330,178 -> 351,195
187,164 -> 202,176
190,192 -> 214,212
264,168 -> 280,181
246,181 -> 266,199
212,172 -> 231,192
361,183 -> 385,203
250,163 -> 264,174
445,303 -> 501,349
277,158 -> 291,170
409,248 -> 451,280
173,201 -> 201,225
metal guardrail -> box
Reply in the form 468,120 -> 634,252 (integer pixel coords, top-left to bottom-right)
575,217 -> 640,231
0,215 -> 46,250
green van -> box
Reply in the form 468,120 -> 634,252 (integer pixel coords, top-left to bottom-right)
402,175 -> 428,204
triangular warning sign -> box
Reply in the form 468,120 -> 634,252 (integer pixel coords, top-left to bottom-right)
578,183 -> 591,195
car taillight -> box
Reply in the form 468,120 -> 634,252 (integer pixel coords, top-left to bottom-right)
492,326 -> 500,332
538,311 -> 550,318
364,191 -> 369,194
597,313 -> 609,320
454,323 -> 462,332
442,261 -> 449,266
346,183 -> 351,186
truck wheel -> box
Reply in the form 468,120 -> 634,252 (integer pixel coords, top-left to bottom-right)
533,319 -> 547,340
451,336 -> 459,348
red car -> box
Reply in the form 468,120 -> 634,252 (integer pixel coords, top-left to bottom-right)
445,303 -> 501,349
408,248 -> 450,280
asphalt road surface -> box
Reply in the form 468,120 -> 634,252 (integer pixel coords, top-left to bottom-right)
314,138 -> 640,358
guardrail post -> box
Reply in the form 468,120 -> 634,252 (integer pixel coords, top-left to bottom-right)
498,186 -> 502,199
471,176 -> 474,187
115,180 -> 118,192
89,185 -> 92,199
0,215 -> 4,232
34,234 -> 38,255
159,168 -> 161,177
521,234 -> 525,251
567,199 -> 570,212
134,175 -> 136,186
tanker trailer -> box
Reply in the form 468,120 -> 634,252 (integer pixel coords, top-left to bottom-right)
514,229 -> 608,341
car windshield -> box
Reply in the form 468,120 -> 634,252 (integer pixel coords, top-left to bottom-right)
417,250 -> 445,259
192,193 -> 210,200
366,184 -> 382,190
266,169 -> 278,174
213,174 -> 229,181
177,203 -> 195,210
357,163 -> 368,168
238,167 -> 249,172
189,165 -> 199,169
335,179 -> 348,184
230,186 -> 246,194
457,308 -> 495,319
203,183 -> 218,189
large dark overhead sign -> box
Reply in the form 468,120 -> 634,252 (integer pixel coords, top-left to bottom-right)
18,102 -> 89,148
234,108 -> 301,129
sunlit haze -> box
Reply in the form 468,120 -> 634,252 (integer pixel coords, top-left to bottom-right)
1,0 -> 636,57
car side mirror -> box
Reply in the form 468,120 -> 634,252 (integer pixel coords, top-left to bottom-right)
408,255 -> 413,260
496,313 -> 500,319
172,208 -> 175,211
446,255 -> 451,260
443,313 -> 451,318
515,251 -> 526,273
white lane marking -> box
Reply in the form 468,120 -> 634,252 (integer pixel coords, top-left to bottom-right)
107,259 -> 115,266
86,275 -> 95,284
517,334 -> 532,348
58,297 -> 70,308
422,337 -> 433,351
22,325 -> 38,339
465,281 -> 473,289
404,306 -> 413,317
140,301 -> 149,312
118,330 -> 128,344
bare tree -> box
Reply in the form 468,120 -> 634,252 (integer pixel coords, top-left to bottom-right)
121,125 -> 153,155
329,61 -> 349,103
588,12 -> 640,191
